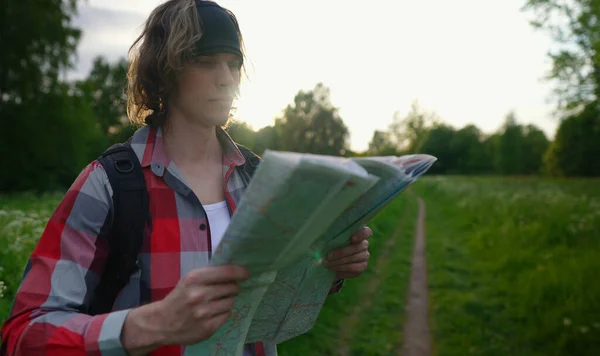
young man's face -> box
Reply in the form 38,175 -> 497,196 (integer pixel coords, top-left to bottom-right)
172,52 -> 242,127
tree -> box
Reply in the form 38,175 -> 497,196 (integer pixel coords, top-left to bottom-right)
1,83 -> 104,192
495,112 -> 526,174
483,133 -> 502,174
76,56 -> 132,143
0,0 -> 107,192
418,123 -> 495,175
388,100 -> 440,153
226,120 -> 256,149
450,124 -> 493,174
492,112 -> 550,175
252,125 -> 282,156
367,130 -> 397,156
275,83 -> 349,156
523,0 -> 600,177
543,105 -> 600,176
419,123 -> 456,174
0,0 -> 81,103
522,0 -> 600,114
522,124 -> 551,174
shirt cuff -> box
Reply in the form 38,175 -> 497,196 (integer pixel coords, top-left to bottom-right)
97,309 -> 132,355
329,278 -> 345,295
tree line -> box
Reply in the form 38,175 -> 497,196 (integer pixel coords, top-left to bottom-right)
362,103 -> 552,176
1,0 -> 599,193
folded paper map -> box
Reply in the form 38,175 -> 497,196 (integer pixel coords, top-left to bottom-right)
184,151 -> 437,356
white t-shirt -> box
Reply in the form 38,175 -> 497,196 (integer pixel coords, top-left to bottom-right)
203,200 -> 231,250
203,201 -> 252,356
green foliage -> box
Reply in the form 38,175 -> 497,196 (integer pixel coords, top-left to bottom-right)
225,120 -> 256,150
0,192 -> 64,323
0,84 -> 106,192
519,0 -> 600,178
495,112 -> 526,174
522,0 -> 600,114
227,83 -> 350,157
1,0 -> 81,102
0,0 -> 115,193
251,125 -> 283,156
388,100 -> 440,153
522,124 -> 551,174
492,112 -> 550,175
76,56 -> 133,143
383,109 -> 550,176
275,83 -> 349,156
416,176 -> 600,356
450,125 -> 494,174
367,130 -> 399,156
418,123 -> 458,174
543,104 -> 600,176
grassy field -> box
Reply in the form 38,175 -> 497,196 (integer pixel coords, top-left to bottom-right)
2,176 -> 599,355
0,192 -> 64,323
414,176 -> 600,356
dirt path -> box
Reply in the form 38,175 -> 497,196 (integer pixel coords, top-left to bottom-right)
400,197 -> 432,356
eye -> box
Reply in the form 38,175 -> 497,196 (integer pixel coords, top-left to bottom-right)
229,60 -> 242,70
193,57 -> 216,67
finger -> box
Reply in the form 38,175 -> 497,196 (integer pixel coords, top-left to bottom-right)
194,296 -> 236,320
184,265 -> 249,286
203,310 -> 233,334
188,283 -> 241,305
351,226 -> 373,244
335,271 -> 362,279
327,240 -> 368,261
328,261 -> 368,273
325,250 -> 370,268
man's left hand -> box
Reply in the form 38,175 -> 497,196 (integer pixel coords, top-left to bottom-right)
324,226 -> 372,279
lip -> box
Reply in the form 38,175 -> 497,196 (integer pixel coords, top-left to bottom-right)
209,97 -> 232,103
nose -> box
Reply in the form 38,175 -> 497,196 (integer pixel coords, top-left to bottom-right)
217,61 -> 237,87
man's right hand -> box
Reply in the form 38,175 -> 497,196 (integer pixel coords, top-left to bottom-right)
121,265 -> 249,355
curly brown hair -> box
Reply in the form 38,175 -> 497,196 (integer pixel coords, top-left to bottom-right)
126,0 -> 246,128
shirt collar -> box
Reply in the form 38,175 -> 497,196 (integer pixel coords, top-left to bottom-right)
130,124 -> 247,177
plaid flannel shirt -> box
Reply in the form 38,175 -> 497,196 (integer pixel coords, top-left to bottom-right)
1,125 -> 344,355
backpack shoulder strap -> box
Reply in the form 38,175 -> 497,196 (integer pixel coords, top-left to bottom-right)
88,142 -> 149,315
236,143 -> 261,178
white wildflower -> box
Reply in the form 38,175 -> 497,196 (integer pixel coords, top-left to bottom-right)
4,219 -> 23,230
0,280 -> 6,299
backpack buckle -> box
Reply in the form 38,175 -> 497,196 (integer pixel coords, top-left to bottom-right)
114,158 -> 135,173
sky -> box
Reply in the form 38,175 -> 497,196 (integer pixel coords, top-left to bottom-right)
71,0 -> 558,152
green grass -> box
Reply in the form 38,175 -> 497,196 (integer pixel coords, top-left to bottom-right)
0,192 -> 63,323
414,176 -> 600,356
344,194 -> 417,355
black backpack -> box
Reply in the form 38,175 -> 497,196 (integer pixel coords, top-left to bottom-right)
87,141 -> 260,315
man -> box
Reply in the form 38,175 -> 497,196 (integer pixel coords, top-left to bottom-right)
0,1 -> 372,355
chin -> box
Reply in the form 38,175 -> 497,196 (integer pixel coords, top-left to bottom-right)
209,114 -> 231,127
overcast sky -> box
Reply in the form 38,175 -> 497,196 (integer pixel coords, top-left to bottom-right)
71,0 -> 558,151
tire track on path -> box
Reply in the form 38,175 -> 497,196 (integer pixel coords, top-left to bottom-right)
400,196 -> 432,356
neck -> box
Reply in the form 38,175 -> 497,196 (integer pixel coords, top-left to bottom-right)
162,110 -> 222,168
